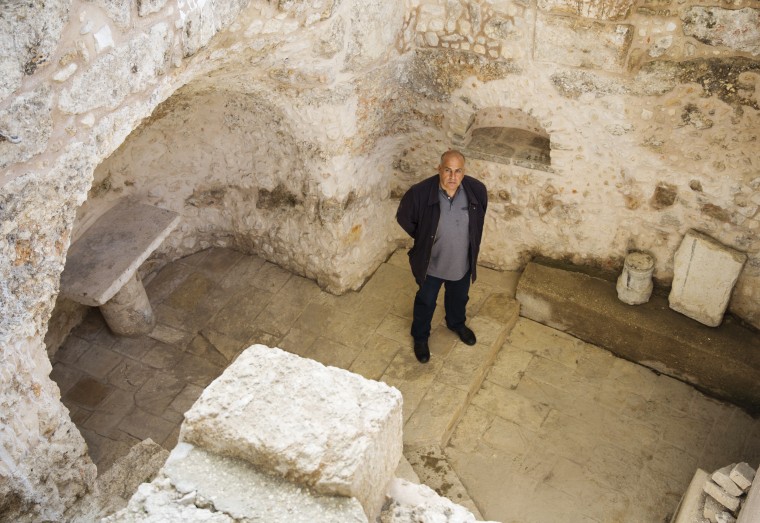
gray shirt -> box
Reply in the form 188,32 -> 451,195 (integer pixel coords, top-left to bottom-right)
426,186 -> 469,281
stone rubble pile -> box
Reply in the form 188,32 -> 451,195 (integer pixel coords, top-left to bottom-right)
680,462 -> 757,523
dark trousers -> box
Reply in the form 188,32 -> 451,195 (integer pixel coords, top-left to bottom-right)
411,271 -> 471,342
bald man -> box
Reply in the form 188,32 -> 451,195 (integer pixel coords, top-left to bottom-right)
396,150 -> 488,363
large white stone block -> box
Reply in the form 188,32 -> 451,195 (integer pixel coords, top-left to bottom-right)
180,344 -> 403,518
669,230 -> 747,327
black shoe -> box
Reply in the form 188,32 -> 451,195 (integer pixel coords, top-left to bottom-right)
449,325 -> 476,345
413,340 -> 430,363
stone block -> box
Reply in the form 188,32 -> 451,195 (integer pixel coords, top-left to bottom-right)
534,12 -> 633,73
682,7 -> 760,56
672,468 -> 708,523
704,479 -> 741,512
515,261 -> 760,409
737,468 -> 760,523
730,462 -> 756,492
713,464 -> 744,497
104,445 -> 367,522
383,478 -> 495,523
538,0 -> 635,20
669,230 -> 747,327
180,345 -> 403,518
705,493 -> 724,522
717,512 -> 737,523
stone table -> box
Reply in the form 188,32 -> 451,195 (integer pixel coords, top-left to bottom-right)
59,200 -> 180,336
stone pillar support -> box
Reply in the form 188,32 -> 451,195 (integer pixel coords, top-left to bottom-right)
617,251 -> 654,305
99,272 -> 156,336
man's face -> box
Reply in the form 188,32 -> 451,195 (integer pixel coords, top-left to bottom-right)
438,153 -> 465,196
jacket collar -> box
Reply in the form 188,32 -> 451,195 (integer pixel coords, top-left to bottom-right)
427,174 -> 481,206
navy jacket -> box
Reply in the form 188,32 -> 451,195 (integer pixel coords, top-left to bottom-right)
396,174 -> 488,284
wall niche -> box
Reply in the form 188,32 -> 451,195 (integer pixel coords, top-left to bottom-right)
459,107 -> 551,171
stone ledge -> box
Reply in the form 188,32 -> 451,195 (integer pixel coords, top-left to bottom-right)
180,344 -> 403,518
516,261 -> 760,411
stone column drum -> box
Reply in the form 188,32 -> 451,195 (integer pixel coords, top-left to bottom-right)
617,252 -> 655,305
99,272 -> 156,336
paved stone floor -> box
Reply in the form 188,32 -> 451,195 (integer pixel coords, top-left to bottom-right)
50,247 -> 760,522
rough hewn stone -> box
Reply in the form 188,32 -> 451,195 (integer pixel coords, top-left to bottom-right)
104,445 -> 367,522
180,345 -> 403,517
0,85 -> 53,169
669,230 -> 747,327
537,0 -> 635,21
683,7 -> 760,56
534,13 -> 633,72
59,23 -> 172,113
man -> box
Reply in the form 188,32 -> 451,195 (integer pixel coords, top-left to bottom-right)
396,150 -> 488,363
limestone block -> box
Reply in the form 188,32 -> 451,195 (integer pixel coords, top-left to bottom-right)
180,345 -> 403,517
103,444 -> 367,522
137,0 -> 168,17
345,0 -> 405,69
673,468 -> 709,523
0,0 -> 69,100
730,462 -> 756,492
683,7 -> 760,56
382,478 -> 499,523
669,230 -> 747,327
179,0 -> 248,57
59,23 -> 172,113
717,512 -> 737,523
704,479 -> 741,512
537,0 -> 634,20
713,464 -> 744,497
705,494 -> 724,522
0,84 -> 53,169
90,0 -> 132,29
616,251 -> 654,305
534,12 -> 633,73
737,469 -> 760,523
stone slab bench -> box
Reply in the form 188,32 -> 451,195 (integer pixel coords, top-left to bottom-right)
59,200 -> 180,336
515,260 -> 760,411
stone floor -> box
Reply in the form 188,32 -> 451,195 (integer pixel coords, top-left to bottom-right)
50,247 -> 760,522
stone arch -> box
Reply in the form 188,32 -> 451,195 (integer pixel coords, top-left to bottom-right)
458,107 -> 552,170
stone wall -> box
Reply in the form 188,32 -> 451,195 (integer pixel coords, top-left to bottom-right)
392,0 -> 760,329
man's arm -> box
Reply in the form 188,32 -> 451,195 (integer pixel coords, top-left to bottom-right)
396,188 -> 417,238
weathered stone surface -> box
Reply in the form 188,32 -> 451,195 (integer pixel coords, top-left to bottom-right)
534,13 -> 632,72
616,251 -> 654,305
0,0 -> 70,100
730,462 -> 756,492
104,444 -> 367,523
0,84 -> 53,169
516,261 -> 760,410
737,471 -> 760,523
137,0 -> 167,17
550,69 -> 629,98
704,479 -> 741,512
683,7 -> 760,56
537,0 -> 635,21
669,230 -> 747,327
180,345 -> 403,516
713,464 -> 744,497
59,23 -> 172,113
381,478 -> 495,523
67,438 -> 168,522
89,0 -> 132,29
179,0 -> 248,57
344,0 -> 405,69
672,468 -> 708,523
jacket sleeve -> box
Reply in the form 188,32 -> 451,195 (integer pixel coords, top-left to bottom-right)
396,188 -> 417,239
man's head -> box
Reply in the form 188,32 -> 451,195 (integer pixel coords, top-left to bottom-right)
438,150 -> 466,197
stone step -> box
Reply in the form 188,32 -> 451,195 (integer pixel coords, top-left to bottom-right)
515,260 -> 760,411
387,270 -> 520,451
405,444 -> 484,520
